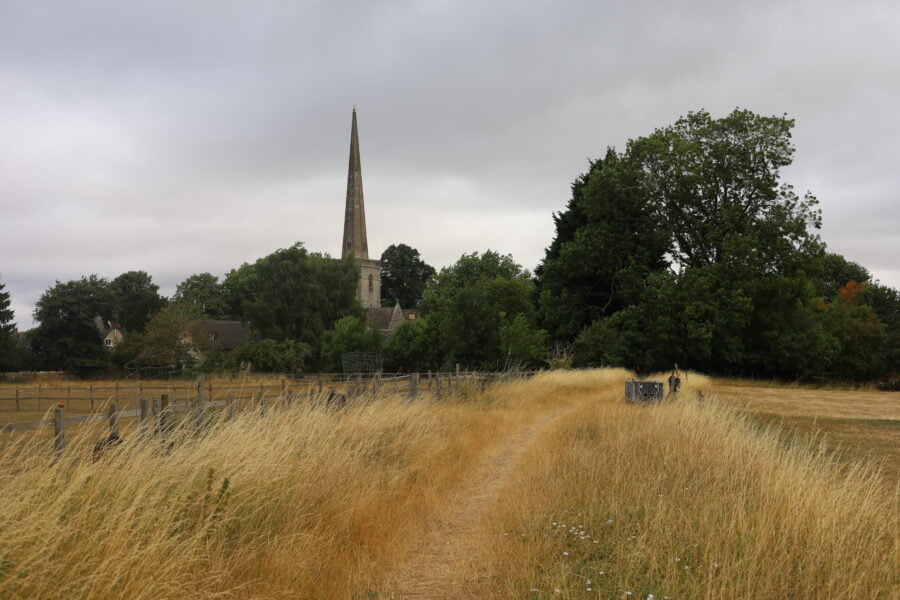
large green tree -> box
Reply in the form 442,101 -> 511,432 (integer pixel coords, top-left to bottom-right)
221,263 -> 259,319
240,244 -> 361,356
420,251 -> 544,370
536,149 -> 670,341
110,270 -> 166,333
173,272 -> 229,318
549,109 -> 854,379
385,318 -> 435,372
380,243 -> 435,307
31,275 -> 115,370
628,109 -> 822,270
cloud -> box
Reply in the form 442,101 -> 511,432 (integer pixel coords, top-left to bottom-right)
1,0 -> 898,329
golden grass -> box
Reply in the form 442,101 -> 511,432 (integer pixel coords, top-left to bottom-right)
708,380 -> 899,420
481,376 -> 896,599
708,377 -> 900,488
0,377 -> 579,599
0,369 -> 895,599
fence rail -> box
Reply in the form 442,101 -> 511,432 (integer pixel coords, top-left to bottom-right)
0,370 -> 536,436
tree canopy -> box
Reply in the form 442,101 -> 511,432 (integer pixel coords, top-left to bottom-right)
380,243 -> 435,308
110,270 -> 166,333
419,251 -> 544,370
173,273 -> 229,318
31,276 -> 115,370
0,278 -> 22,371
239,244 -> 362,363
541,108 -> 897,381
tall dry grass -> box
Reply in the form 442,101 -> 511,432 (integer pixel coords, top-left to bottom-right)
481,371 -> 896,599
1,369 -> 894,599
0,378 -> 576,599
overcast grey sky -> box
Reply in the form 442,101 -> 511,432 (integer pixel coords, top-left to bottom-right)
2,0 -> 898,329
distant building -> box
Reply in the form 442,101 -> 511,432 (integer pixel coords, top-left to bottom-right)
341,108 -> 419,335
201,320 -> 252,350
94,317 -> 124,349
98,317 -> 250,353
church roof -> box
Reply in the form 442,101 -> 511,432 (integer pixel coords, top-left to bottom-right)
365,306 -> 419,333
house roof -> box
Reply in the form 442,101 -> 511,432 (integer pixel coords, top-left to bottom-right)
202,320 -> 252,350
365,305 -> 419,333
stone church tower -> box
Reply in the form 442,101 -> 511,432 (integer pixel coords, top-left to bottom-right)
342,108 -> 382,309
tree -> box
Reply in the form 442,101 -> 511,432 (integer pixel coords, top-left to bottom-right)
819,253 -> 870,302
30,275 -> 115,370
221,263 -> 260,319
628,109 -> 822,270
539,108 -> 855,379
499,314 -> 547,369
420,251 -> 541,370
173,273 -> 229,318
380,244 -> 435,307
241,243 -> 361,355
817,281 -> 889,380
536,149 -> 670,341
110,270 -> 166,333
385,318 -> 435,372
136,302 -> 210,371
320,316 -> 382,372
230,339 -> 311,374
0,277 -> 22,371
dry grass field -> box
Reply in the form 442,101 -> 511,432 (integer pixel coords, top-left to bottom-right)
708,379 -> 900,484
0,370 -> 895,599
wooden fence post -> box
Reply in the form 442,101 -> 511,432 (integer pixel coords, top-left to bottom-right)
156,394 -> 171,439
281,378 -> 286,396
53,405 -> 65,457
409,373 -> 419,399
197,374 -> 207,404
15,387 -> 19,411
115,382 -> 119,404
140,398 -> 149,435
108,403 -> 119,439
89,384 -> 94,411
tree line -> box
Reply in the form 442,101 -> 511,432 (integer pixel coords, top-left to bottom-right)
1,108 -> 897,381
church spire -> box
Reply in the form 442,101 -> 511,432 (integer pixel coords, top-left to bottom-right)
342,107 -> 368,259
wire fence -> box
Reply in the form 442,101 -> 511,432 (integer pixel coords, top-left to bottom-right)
0,369 -> 537,433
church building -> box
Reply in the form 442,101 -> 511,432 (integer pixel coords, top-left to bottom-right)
341,108 -> 418,335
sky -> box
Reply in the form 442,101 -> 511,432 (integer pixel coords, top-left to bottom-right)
1,0 -> 898,330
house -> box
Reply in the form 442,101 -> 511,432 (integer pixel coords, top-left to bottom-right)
94,317 -> 124,349
201,320 -> 252,350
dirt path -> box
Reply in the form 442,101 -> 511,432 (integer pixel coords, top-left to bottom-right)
389,404 -> 575,599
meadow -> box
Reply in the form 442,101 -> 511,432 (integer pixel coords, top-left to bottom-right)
0,370 -> 894,599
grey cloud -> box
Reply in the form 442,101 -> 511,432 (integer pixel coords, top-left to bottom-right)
2,0 -> 899,330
